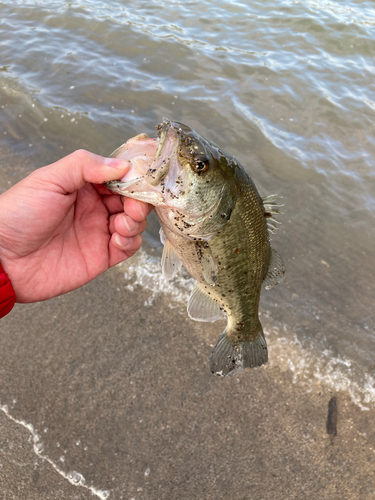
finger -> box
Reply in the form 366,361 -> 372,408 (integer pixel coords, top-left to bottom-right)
102,195 -> 124,215
111,233 -> 143,253
108,234 -> 143,268
123,198 -> 153,222
94,183 -> 116,196
109,213 -> 147,236
35,150 -> 131,194
108,245 -> 130,268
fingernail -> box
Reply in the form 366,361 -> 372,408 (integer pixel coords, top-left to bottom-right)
137,201 -> 146,219
104,158 -> 129,168
122,215 -> 138,232
115,234 -> 133,249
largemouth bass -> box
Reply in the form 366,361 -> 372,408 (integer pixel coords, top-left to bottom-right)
106,119 -> 285,376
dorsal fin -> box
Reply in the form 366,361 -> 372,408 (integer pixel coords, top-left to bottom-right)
263,247 -> 285,289
262,194 -> 284,237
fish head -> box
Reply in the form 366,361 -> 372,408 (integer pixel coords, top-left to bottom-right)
156,119 -> 238,216
106,118 -> 238,231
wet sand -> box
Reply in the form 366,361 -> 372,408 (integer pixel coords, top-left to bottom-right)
1,263 -> 375,500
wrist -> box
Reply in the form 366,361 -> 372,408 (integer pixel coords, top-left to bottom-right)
0,260 -> 16,318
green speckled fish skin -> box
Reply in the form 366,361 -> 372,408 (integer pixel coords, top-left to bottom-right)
160,158 -> 270,341
106,119 -> 284,376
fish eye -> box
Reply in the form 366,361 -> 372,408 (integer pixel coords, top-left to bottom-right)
192,158 -> 209,174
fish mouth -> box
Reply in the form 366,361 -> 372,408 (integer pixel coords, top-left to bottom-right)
106,118 -> 182,205
146,118 -> 179,188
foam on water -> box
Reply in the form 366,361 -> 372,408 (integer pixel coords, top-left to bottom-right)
264,324 -> 375,411
120,248 -> 195,307
0,405 -> 111,499
119,249 -> 375,411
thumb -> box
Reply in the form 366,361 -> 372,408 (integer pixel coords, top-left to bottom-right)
37,149 -> 130,194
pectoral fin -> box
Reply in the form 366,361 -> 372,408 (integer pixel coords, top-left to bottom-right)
188,285 -> 225,322
195,241 -> 218,285
161,238 -> 182,280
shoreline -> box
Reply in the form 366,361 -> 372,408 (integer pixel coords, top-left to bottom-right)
0,266 -> 374,499
119,249 -> 375,412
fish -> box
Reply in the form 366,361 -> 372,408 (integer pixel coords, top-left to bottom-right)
106,118 -> 285,376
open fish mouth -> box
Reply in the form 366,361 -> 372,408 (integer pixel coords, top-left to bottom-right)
146,119 -> 180,189
105,119 -> 182,206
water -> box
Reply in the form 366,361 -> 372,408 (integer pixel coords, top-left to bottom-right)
0,0 -> 374,411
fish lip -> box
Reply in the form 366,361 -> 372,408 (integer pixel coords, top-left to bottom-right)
153,118 -> 171,163
153,118 -> 178,162
146,118 -> 179,186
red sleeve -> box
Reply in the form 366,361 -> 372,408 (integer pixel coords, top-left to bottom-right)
0,262 -> 16,319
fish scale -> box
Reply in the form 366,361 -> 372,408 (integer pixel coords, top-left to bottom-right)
206,177 -> 271,342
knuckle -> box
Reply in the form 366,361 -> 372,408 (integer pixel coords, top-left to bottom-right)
71,149 -> 91,163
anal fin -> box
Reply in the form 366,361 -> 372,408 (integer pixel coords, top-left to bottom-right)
159,227 -> 166,245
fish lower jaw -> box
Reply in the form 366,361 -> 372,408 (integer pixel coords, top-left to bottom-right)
105,179 -> 165,206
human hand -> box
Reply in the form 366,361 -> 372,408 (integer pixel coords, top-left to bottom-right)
0,150 -> 152,303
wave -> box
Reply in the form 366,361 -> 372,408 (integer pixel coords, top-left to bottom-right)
118,248 -> 375,411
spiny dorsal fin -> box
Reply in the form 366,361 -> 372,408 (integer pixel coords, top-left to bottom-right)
263,194 -> 284,237
187,285 -> 226,322
263,247 -> 285,289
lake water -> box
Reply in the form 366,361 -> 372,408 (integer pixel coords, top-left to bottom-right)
1,0 -> 374,416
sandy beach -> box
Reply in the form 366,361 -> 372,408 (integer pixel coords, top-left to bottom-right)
1,262 -> 374,499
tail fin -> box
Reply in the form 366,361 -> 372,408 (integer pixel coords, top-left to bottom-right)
210,325 -> 268,376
